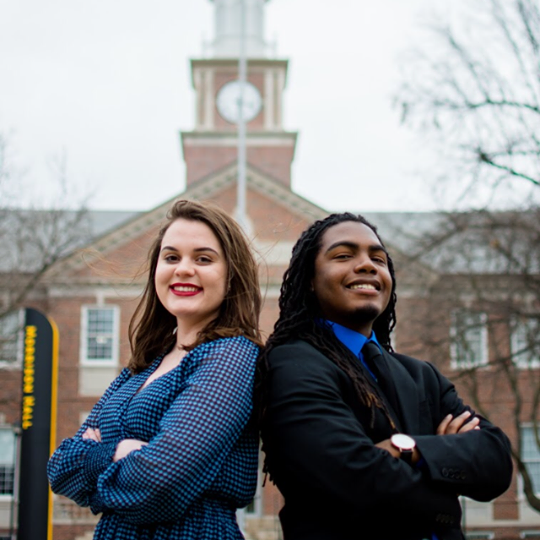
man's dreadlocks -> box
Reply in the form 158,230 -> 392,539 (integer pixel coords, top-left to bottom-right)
256,212 -> 398,431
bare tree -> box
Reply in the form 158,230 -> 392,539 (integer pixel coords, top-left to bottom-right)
0,133 -> 92,364
398,0 -> 540,205
385,208 -> 540,512
394,0 -> 540,515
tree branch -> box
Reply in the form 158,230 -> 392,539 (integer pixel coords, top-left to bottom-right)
477,151 -> 540,186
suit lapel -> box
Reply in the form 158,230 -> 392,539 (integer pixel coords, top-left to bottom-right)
357,348 -> 404,432
379,349 -> 420,434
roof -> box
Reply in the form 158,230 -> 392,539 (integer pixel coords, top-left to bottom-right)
3,198 -> 535,278
0,208 -> 140,273
363,210 -> 540,275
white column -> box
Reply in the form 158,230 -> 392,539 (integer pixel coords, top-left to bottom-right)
193,69 -> 203,130
204,69 -> 215,130
275,67 -> 285,129
236,0 -> 248,230
264,68 -> 274,130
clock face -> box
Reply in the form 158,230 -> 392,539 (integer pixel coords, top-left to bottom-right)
216,80 -> 262,124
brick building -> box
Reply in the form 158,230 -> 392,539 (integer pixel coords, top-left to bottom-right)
1,1 -> 540,539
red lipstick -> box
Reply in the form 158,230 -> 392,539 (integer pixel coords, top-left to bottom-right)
169,283 -> 202,296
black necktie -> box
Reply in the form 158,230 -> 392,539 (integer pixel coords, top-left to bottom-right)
361,342 -> 402,427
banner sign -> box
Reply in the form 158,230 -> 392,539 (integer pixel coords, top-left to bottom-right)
18,308 -> 58,540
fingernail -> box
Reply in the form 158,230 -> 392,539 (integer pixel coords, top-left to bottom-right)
461,411 -> 471,417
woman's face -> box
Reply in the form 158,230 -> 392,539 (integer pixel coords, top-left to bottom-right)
154,218 -> 228,331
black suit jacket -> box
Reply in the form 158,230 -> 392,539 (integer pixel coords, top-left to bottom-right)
261,340 -> 513,540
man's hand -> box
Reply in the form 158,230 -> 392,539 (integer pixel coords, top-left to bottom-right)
82,427 -> 101,442
437,411 -> 480,435
113,439 -> 148,462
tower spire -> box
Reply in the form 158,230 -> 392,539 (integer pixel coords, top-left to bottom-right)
209,0 -> 270,58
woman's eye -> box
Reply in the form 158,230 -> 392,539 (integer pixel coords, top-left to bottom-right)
164,254 -> 178,263
197,256 -> 213,264
333,253 -> 351,260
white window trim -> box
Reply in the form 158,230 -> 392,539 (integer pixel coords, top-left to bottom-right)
238,454 -> 263,523
466,533 -> 494,540
0,426 -> 16,498
80,305 -> 120,367
0,309 -> 24,369
243,483 -> 262,518
519,423 -> 540,500
450,311 -> 488,370
520,531 -> 540,539
511,317 -> 540,369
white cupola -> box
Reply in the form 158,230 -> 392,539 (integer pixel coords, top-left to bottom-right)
209,0 -> 270,58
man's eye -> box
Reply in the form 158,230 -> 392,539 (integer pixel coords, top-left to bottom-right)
333,254 -> 351,260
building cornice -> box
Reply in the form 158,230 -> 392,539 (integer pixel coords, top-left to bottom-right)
181,131 -> 297,146
190,58 -> 288,69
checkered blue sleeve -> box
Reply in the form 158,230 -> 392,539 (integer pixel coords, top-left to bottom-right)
89,337 -> 259,525
47,368 -> 132,506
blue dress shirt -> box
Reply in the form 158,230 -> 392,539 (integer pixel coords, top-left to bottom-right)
325,320 -> 381,381
326,320 -> 438,540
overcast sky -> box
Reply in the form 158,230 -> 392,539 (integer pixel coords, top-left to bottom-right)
0,0 -> 459,213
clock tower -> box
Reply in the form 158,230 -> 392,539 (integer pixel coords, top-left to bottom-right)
180,0 -> 297,189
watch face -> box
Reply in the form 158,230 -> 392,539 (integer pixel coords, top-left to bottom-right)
391,433 -> 415,451
216,80 -> 262,124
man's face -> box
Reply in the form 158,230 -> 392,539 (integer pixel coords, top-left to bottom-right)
311,221 -> 393,337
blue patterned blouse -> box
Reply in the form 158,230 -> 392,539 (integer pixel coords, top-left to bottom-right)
47,336 -> 260,540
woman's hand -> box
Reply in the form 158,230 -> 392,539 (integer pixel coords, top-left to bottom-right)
113,439 -> 148,462
82,427 -> 101,442
437,411 -> 480,435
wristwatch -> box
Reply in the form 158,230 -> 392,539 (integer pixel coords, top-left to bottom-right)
390,433 -> 416,465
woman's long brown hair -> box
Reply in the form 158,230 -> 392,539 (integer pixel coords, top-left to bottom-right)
128,199 -> 262,373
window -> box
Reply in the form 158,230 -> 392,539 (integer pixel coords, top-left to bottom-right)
243,490 -> 261,516
238,462 -> 262,520
450,311 -> 488,369
0,310 -> 23,367
0,429 -> 16,495
80,306 -> 119,366
520,531 -> 540,539
521,425 -> 540,495
511,317 -> 540,369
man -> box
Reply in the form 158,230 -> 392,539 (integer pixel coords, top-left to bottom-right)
258,212 -> 512,540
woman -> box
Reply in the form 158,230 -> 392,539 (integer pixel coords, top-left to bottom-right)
48,199 -> 262,540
